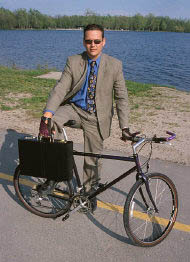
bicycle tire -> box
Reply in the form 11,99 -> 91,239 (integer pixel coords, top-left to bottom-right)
123,173 -> 178,247
13,165 -> 73,218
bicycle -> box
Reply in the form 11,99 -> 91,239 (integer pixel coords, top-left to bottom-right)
13,122 -> 178,247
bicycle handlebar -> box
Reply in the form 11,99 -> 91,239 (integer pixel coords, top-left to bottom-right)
121,131 -> 176,143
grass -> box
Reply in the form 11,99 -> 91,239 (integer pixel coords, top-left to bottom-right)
126,80 -> 154,96
0,65 -> 56,117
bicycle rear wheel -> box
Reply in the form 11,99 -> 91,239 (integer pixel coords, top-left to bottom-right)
123,173 -> 178,247
13,165 -> 73,218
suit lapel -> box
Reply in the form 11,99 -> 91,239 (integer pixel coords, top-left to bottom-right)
78,52 -> 88,77
96,53 -> 107,90
71,52 -> 88,93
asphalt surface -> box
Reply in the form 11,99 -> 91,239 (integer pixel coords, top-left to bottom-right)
0,128 -> 190,262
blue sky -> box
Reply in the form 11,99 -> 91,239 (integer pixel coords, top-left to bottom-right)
0,0 -> 190,19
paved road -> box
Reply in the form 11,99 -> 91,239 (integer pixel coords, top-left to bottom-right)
0,129 -> 189,262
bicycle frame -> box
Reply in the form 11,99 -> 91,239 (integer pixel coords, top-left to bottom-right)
72,150 -> 159,213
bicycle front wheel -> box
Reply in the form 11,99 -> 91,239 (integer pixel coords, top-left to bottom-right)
13,165 -> 73,218
123,173 -> 178,247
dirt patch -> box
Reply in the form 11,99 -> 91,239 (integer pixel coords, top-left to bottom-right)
35,72 -> 62,80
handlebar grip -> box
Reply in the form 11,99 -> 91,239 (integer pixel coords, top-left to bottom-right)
166,131 -> 176,141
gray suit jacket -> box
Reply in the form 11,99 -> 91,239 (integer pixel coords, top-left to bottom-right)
45,52 -> 129,139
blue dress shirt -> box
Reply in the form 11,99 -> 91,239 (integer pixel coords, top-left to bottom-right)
70,56 -> 101,110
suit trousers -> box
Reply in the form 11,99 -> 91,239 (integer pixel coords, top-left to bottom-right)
52,103 -> 104,191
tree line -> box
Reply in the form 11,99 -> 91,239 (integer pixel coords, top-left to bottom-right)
0,7 -> 190,33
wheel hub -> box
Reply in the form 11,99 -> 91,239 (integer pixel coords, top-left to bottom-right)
147,207 -> 156,217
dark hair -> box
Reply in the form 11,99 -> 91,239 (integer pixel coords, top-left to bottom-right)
83,24 -> 104,39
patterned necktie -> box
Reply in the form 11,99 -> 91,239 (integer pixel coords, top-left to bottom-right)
87,61 -> 97,113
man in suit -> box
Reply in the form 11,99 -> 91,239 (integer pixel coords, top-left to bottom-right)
39,24 -> 130,201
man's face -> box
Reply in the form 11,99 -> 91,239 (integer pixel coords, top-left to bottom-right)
83,30 -> 106,60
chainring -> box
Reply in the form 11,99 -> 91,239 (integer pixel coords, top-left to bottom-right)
72,195 -> 92,213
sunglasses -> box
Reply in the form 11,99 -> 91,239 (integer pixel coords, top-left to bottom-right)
84,39 -> 102,45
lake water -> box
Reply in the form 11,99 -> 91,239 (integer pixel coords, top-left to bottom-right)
0,30 -> 190,92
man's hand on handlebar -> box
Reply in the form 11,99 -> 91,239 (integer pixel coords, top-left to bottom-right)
121,128 -> 141,142
122,128 -> 131,140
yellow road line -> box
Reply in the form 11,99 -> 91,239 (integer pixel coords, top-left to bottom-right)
0,172 -> 37,188
0,172 -> 13,182
1,172 -> 190,233
97,201 -> 190,232
97,201 -> 190,233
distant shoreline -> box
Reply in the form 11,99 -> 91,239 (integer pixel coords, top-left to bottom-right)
0,28 -> 130,32
1,28 -> 185,33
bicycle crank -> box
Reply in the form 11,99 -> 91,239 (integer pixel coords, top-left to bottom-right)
62,195 -> 92,221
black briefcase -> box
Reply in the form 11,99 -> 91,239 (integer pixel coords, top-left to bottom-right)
18,137 -> 73,181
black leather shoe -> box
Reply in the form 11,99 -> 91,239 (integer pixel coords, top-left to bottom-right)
90,197 -> 97,213
91,182 -> 106,190
37,180 -> 56,195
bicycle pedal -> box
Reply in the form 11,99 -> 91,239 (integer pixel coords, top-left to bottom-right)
62,214 -> 70,221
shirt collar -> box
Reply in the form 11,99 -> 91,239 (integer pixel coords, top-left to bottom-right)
87,55 -> 101,67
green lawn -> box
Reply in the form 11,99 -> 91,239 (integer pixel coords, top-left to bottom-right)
0,66 -> 56,117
